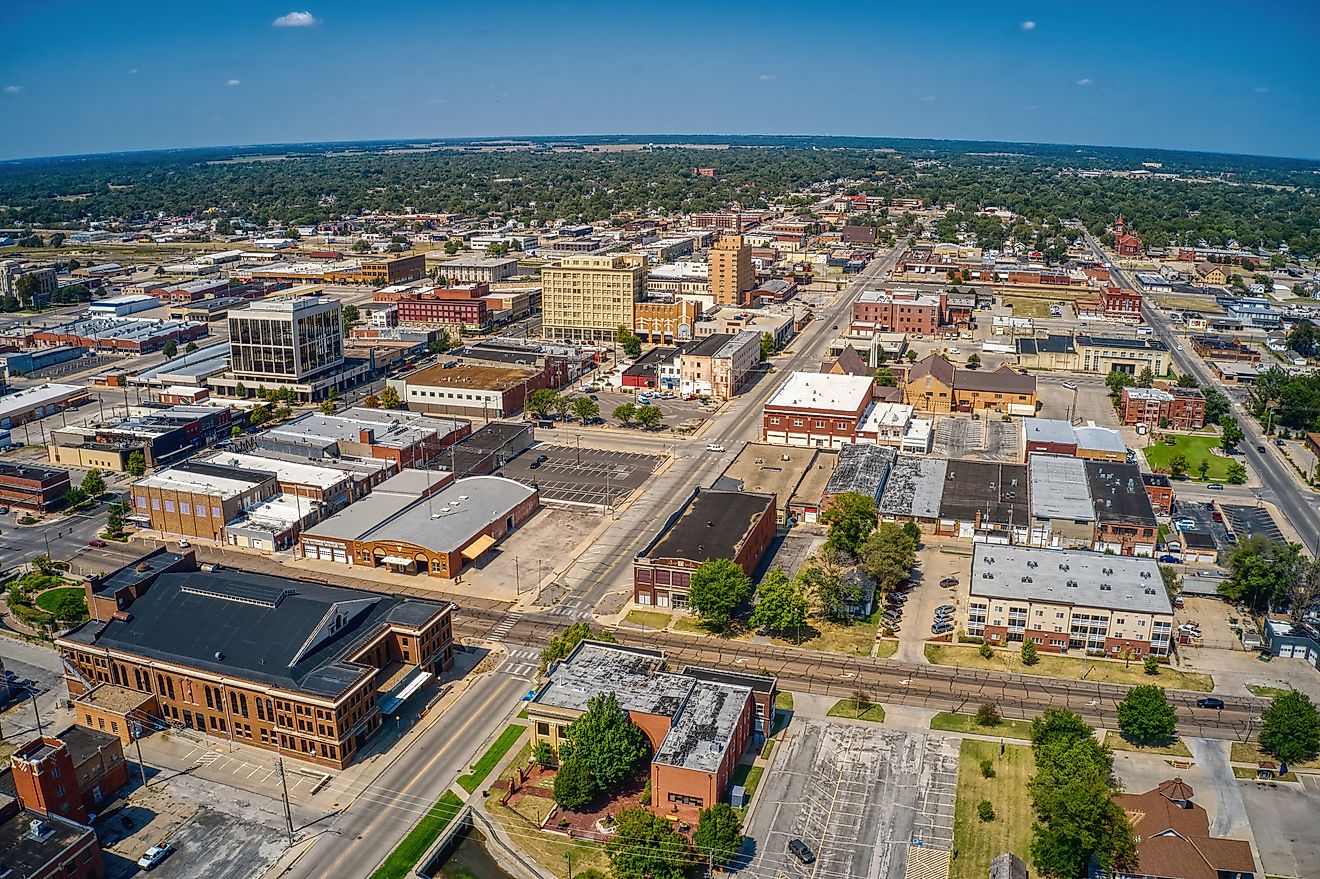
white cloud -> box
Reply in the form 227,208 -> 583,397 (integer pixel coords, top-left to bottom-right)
1075,78 -> 1093,87
758,73 -> 776,81
273,11 -> 319,27
1020,20 -> 1036,30
226,79 -> 241,87
1253,86 -> 1270,94
3,85 -> 24,94
127,68 -> 138,75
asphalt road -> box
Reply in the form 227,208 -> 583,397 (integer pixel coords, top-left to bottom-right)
1086,233 -> 1320,554
0,509 -> 135,576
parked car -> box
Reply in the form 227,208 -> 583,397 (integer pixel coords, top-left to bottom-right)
1158,554 -> 1180,564
1196,697 -> 1225,710
931,622 -> 954,634
939,577 -> 958,588
177,539 -> 191,549
1212,511 -> 1223,522
788,840 -> 816,865
1178,623 -> 1202,635
1275,438 -> 1286,447
935,604 -> 956,615
1061,381 -> 1077,390
138,844 -> 176,871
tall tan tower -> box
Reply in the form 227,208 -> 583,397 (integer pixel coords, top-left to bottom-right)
709,235 -> 753,306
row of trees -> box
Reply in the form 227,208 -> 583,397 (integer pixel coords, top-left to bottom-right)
526,388 -> 602,424
1219,534 -> 1320,619
1247,365 -> 1320,434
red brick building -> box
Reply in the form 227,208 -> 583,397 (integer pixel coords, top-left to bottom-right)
0,461 -> 72,511
850,289 -> 943,336
1113,216 -> 1144,258
1120,386 -> 1207,430
762,372 -> 875,449
1141,473 -> 1174,516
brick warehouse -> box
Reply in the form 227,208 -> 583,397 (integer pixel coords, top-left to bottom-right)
57,562 -> 453,770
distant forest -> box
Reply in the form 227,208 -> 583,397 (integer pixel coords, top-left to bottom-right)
1,135 -> 1317,255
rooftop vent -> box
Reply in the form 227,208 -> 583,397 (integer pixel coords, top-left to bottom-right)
214,651 -> 224,661
1066,579 -> 1078,587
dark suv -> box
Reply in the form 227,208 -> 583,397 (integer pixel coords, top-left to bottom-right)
787,839 -> 816,864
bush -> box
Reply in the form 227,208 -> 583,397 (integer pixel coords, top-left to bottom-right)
979,642 -> 994,659
975,703 -> 1002,727
980,759 -> 996,779
532,740 -> 555,768
1143,655 -> 1160,675
1020,641 -> 1039,666
977,800 -> 995,822
640,779 -> 652,807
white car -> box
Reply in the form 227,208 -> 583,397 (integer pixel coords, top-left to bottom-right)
1178,623 -> 1202,635
1061,381 -> 1077,390
177,539 -> 191,548
138,844 -> 176,870
706,444 -> 726,452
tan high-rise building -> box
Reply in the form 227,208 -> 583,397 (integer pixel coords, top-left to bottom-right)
709,234 -> 754,306
542,254 -> 647,342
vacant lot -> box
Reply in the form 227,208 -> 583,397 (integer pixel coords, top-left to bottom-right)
949,740 -> 1035,879
925,644 -> 1214,691
930,712 -> 1034,741
1144,433 -> 1234,481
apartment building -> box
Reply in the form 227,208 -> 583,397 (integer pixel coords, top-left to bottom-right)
130,461 -> 280,541
965,544 -> 1174,657
850,289 -> 943,336
633,488 -> 775,609
1119,386 -> 1207,430
7,726 -> 130,821
56,565 -> 453,770
677,331 -> 760,400
762,372 -> 875,449
709,235 -> 754,306
541,254 -> 647,342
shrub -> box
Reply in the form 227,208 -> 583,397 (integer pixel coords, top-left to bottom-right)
979,642 -> 994,659
1142,655 -> 1160,676
980,759 -> 996,779
977,800 -> 995,822
1020,641 -> 1039,666
975,703 -> 1002,727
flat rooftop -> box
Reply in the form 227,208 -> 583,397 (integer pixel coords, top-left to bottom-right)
939,461 -> 1029,524
0,383 -> 86,419
402,361 -> 539,391
200,451 -> 350,490
653,680 -> 749,773
639,488 -> 773,564
720,444 -> 831,506
877,454 -> 947,518
1029,455 -> 1094,521
74,683 -> 155,713
971,544 -> 1172,615
0,807 -> 93,879
824,443 -> 895,499
1086,461 -> 1157,525
134,462 -> 272,500
766,371 -> 873,413
91,547 -> 187,598
533,641 -> 693,717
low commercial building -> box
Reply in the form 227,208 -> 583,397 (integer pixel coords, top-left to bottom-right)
1087,461 -> 1158,557
1021,418 -> 1126,462
438,255 -> 521,284
718,443 -> 835,525
29,316 -> 207,354
1141,472 -> 1174,515
622,345 -> 682,390
0,461 -> 72,511
57,565 -> 454,769
694,307 -> 796,349
0,795 -> 105,879
1,345 -> 84,378
387,362 -> 552,419
902,356 -> 1037,416
528,641 -> 774,818
1190,335 -> 1261,363
258,407 -> 469,471
677,331 -> 760,400
935,461 -> 1029,543
634,297 -> 702,344
130,461 -> 281,541
440,421 -> 535,478
965,544 -> 1173,656
633,487 -> 776,609
762,372 -> 874,449
822,443 -> 895,508
300,475 -> 539,579
0,383 -> 91,432
168,296 -> 250,324
1119,386 -> 1207,430
5,726 -> 131,819
877,455 -> 947,526
855,401 -> 931,453
1027,455 -> 1095,549
1073,287 -> 1142,323
199,450 -> 356,511
88,293 -> 161,317
157,278 -> 230,303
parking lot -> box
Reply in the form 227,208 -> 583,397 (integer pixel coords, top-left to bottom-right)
931,417 -> 1019,461
1219,504 -> 1284,543
1239,773 -> 1320,879
500,444 -> 662,506
583,386 -> 717,432
746,720 -> 959,879
1172,498 -> 1234,552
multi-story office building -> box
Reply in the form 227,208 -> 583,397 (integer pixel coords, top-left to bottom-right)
708,235 -> 754,306
1119,386 -> 1207,430
130,460 -> 281,542
541,254 -> 647,342
438,255 -> 521,284
228,296 -> 343,384
964,544 -> 1173,657
677,331 -> 761,400
850,289 -> 943,336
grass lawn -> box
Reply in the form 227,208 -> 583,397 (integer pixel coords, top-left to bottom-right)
1230,741 -> 1320,770
1104,731 -> 1193,758
730,763 -> 765,803
1246,684 -> 1292,699
623,610 -> 672,629
826,699 -> 886,723
874,638 -> 898,659
949,739 -> 1035,879
457,725 -> 526,794
1143,433 -> 1234,481
34,587 -> 84,614
368,790 -> 465,879
924,644 -> 1214,691
672,615 -> 743,637
781,617 -> 879,656
775,692 -> 794,712
485,800 -> 610,879
930,712 -> 1035,741
1002,297 -> 1053,318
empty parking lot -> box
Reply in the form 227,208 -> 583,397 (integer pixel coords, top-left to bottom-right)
746,720 -> 959,879
1219,504 -> 1284,543
501,445 -> 661,506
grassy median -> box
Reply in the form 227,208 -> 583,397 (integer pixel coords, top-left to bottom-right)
457,724 -> 526,794
925,644 -> 1214,691
368,790 -> 465,879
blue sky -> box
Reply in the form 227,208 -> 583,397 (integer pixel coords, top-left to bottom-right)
2,1 -> 1317,161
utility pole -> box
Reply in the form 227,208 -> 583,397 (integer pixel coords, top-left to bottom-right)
276,758 -> 294,844
134,729 -> 148,788
30,690 -> 44,736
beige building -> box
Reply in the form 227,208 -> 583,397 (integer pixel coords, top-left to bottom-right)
678,331 -> 761,400
542,254 -> 647,342
709,235 -> 754,305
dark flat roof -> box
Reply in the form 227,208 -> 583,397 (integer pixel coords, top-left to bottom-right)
92,547 -> 188,598
63,570 -> 447,699
1142,473 -> 1172,488
640,488 -> 774,564
1086,461 -> 1157,525
682,333 -> 735,357
0,460 -> 68,481
938,461 -> 1029,524
54,724 -> 121,768
1077,334 -> 1168,352
0,806 -> 92,878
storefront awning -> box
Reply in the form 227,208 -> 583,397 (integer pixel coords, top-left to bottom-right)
460,533 -> 497,561
379,555 -> 415,566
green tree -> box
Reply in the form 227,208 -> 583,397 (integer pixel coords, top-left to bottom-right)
362,393 -> 380,408
905,349 -> 918,363
429,329 -> 453,353
1168,454 -> 1189,477
532,740 -> 555,768
81,468 -> 105,497
351,239 -> 370,254
612,402 -> 637,425
759,332 -> 775,361
1159,564 -> 1180,599
162,341 -> 178,358
570,396 -> 600,423
797,556 -> 858,622
1176,372 -> 1199,388
378,385 -> 403,409
552,757 -> 597,810
606,808 -> 695,879
561,692 -> 648,790
859,522 -> 917,597
1201,386 -> 1231,422
820,492 -> 877,557
50,591 -> 88,622
615,325 -> 642,359
1219,415 -> 1244,452
634,404 -> 663,429
319,399 -> 337,415
749,567 -> 809,636
1105,369 -> 1134,400
1197,459 -> 1210,480
693,803 -> 744,868
1143,655 -> 1160,675
527,388 -> 561,418
874,367 -> 896,387
539,622 -> 617,672
126,450 -> 147,477
1116,685 -> 1178,744
185,341 -> 199,354
687,558 -> 753,631
1020,640 -> 1039,666
1259,690 -> 1320,769
234,382 -> 248,398
1136,366 -> 1154,388
965,352 -> 982,369
248,403 -> 271,426
342,304 -> 360,333
443,238 -> 461,255
1031,708 -> 1094,752
104,505 -> 125,539
1029,733 -> 1136,878
1219,535 -> 1304,611
1225,461 -> 1248,484
1286,322 -> 1318,358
